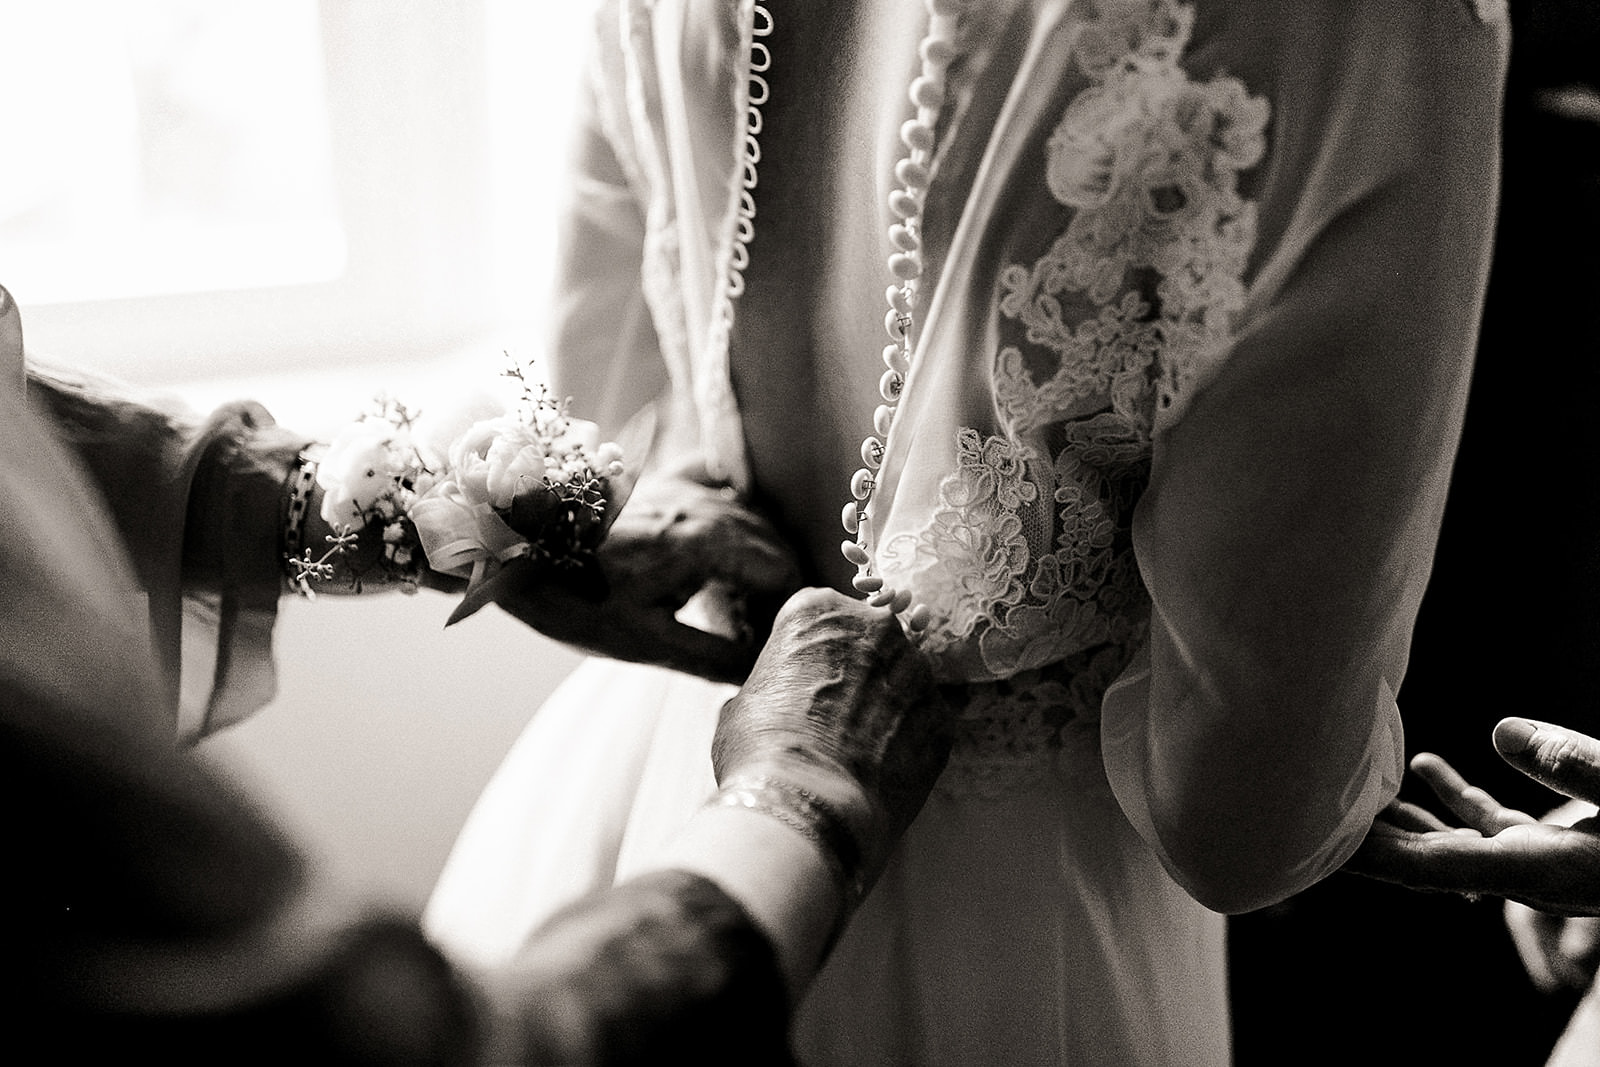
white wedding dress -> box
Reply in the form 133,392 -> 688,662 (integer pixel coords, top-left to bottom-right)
425,2 -> 1508,1062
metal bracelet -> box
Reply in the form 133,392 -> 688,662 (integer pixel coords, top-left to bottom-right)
711,774 -> 867,907
281,447 -> 322,580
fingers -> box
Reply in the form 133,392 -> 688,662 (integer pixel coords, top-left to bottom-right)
1504,909 -> 1600,992
693,512 -> 803,595
606,494 -> 802,601
1411,752 -> 1537,835
730,586 -> 939,770
1347,817 -> 1482,887
1380,799 -> 1457,834
1347,820 -> 1540,899
1346,824 -> 1482,889
639,620 -> 760,685
1494,718 -> 1600,807
768,586 -> 889,634
494,576 -> 760,685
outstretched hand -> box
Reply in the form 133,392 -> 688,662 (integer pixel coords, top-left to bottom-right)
488,472 -> 803,685
1347,718 -> 1600,919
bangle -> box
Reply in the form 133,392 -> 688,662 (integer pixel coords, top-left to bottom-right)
281,446 -> 322,579
709,774 -> 867,909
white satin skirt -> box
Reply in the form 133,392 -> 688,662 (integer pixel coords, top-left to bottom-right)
423,657 -> 1229,1066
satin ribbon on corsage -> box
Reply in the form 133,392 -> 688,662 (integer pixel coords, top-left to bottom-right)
299,361 -> 632,623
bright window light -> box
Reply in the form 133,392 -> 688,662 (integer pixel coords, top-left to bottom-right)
6,1 -> 598,387
0,0 -> 344,304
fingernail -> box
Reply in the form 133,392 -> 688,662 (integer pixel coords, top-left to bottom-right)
1493,717 -> 1537,755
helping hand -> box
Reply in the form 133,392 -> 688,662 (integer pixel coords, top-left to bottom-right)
1347,718 -> 1600,922
711,588 -> 951,890
489,472 -> 803,685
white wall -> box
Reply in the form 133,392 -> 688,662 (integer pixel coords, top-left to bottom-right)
203,584 -> 583,914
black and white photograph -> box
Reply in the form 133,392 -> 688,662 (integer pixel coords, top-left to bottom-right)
5,2 -> 1600,1064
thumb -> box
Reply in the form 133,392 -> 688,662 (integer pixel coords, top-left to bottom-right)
1494,718 -> 1600,808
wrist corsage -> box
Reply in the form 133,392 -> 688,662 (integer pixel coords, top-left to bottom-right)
289,361 -> 631,623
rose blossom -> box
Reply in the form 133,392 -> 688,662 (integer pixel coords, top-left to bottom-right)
484,424 -> 551,509
448,416 -> 553,510
447,417 -> 507,508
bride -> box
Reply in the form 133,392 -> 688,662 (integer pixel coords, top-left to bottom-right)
425,1 -> 1508,1062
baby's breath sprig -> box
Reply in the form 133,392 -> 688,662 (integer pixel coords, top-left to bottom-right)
287,525 -> 362,597
498,356 -> 615,538
372,393 -> 423,436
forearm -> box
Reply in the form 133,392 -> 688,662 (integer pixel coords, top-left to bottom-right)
482,869 -> 793,1065
1103,241 -> 1476,911
25,362 -> 248,594
1104,438 -> 1416,913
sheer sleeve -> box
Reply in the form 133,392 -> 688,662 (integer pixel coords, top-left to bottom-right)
1101,3 -> 1508,913
543,14 -> 671,448
25,360 -> 309,741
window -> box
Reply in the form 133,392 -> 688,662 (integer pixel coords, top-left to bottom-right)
3,0 -> 595,386
0,0 -> 344,303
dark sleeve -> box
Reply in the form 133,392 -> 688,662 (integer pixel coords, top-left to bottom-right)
503,870 -> 796,1067
5,678 -> 482,1065
25,360 -> 310,734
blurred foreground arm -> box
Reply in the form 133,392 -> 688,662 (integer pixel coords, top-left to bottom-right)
19,591 -> 947,1064
481,588 -> 950,1063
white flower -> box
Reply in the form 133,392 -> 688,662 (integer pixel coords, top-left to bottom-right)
318,420 -> 406,528
550,417 -> 601,458
447,418 -> 503,508
449,415 -> 553,510
484,423 -> 550,508
595,441 -> 625,474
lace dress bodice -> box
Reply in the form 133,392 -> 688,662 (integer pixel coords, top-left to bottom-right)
858,1 -> 1269,792
426,8 -> 1507,1059
557,0 -> 1504,879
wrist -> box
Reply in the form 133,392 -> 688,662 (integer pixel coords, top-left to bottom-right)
720,755 -> 886,890
282,446 -> 428,596
712,767 -> 874,909
182,403 -> 309,597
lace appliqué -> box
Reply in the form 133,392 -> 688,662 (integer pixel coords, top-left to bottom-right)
937,641 -> 1143,799
892,0 -> 1268,796
893,420 -> 1152,674
1026,0 -> 1268,430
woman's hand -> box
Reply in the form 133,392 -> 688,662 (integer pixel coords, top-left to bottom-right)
1346,719 -> 1600,920
488,472 -> 803,685
711,588 -> 951,891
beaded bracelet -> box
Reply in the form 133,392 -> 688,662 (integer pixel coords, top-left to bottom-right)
710,774 -> 867,909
